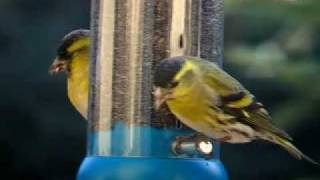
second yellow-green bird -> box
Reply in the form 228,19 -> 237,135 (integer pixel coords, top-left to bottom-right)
153,56 -> 317,164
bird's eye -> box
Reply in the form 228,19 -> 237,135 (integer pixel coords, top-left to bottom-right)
168,81 -> 179,88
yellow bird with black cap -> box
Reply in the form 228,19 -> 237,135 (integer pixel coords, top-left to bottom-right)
153,56 -> 317,164
49,29 -> 90,118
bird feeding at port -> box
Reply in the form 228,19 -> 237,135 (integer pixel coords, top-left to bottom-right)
153,56 -> 318,165
49,29 -> 90,119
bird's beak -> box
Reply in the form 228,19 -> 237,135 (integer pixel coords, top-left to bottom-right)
48,57 -> 68,75
153,87 -> 175,111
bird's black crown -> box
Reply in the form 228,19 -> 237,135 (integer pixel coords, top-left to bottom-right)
154,56 -> 186,88
57,29 -> 90,60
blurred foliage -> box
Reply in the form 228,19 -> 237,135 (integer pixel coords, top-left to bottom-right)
223,0 -> 320,179
0,0 -> 319,180
225,0 -> 320,130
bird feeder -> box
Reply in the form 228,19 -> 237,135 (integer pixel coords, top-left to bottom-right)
77,0 -> 227,179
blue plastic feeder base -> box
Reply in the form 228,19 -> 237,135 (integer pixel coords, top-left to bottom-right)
77,156 -> 228,180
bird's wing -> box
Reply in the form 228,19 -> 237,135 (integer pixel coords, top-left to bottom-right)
200,62 -> 292,141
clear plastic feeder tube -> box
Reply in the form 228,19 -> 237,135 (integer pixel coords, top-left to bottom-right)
87,0 -> 224,158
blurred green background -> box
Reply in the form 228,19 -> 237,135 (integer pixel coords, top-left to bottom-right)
0,0 -> 319,179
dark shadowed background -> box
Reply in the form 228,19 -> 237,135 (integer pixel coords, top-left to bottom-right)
1,0 -> 319,179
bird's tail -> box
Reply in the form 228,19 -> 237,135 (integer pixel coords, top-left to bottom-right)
273,136 -> 318,165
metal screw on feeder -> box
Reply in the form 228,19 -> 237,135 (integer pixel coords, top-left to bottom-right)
77,0 -> 227,179
172,136 -> 214,158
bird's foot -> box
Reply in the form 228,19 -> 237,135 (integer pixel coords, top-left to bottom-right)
175,133 -> 213,144
216,136 -> 231,143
